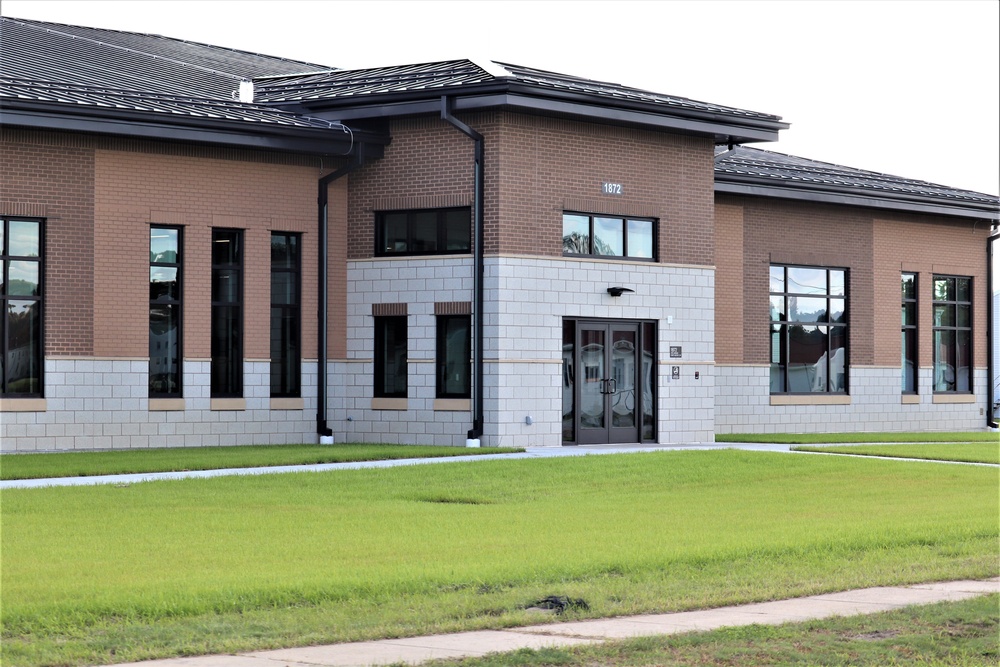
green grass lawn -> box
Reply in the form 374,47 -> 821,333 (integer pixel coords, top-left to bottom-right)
2,450 -> 996,666
0,443 -> 522,480
717,431 -> 999,444
423,594 -> 1000,667
792,443 -> 1000,464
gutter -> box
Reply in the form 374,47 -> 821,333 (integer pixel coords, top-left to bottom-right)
440,96 -> 485,444
316,146 -> 367,439
989,225 -> 999,429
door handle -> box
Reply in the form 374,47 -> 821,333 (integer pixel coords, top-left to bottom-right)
607,378 -> 617,394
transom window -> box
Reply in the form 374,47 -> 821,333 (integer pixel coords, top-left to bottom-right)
769,265 -> 848,394
562,213 -> 655,260
376,208 -> 470,256
932,275 -> 971,393
1,217 -> 43,397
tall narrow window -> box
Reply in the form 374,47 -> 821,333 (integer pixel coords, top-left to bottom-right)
211,229 -> 243,397
901,273 -> 917,393
933,275 -> 972,392
270,233 -> 300,398
1,217 -> 43,397
150,226 -> 182,397
437,315 -> 471,398
374,316 -> 407,397
769,265 -> 848,393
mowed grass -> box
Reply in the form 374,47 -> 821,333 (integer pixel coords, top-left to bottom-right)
0,443 -> 522,480
717,431 -> 998,444
2,450 -> 997,666
423,594 -> 1000,667
793,443 -> 1000,464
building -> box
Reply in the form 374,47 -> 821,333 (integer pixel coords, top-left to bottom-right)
1,16 -> 997,452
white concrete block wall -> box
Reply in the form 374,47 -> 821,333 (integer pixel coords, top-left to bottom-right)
0,359 -> 320,452
715,365 -> 990,434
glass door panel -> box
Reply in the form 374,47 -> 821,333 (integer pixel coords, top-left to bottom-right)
579,327 -> 606,435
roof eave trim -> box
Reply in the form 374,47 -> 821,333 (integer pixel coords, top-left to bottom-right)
304,93 -> 784,143
715,180 -> 1000,222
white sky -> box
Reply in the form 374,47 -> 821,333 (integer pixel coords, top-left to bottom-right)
3,0 -> 999,196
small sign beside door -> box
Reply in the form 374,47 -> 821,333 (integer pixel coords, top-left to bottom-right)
669,346 -> 682,358
671,366 -> 680,380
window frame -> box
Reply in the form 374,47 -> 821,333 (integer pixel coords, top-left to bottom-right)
1,216 -> 44,398
901,272 -> 917,394
436,314 -> 471,399
270,231 -> 301,398
374,315 -> 408,398
562,212 -> 657,261
211,228 -> 244,398
932,274 -> 973,394
149,225 -> 183,398
769,264 -> 849,395
374,207 -> 471,257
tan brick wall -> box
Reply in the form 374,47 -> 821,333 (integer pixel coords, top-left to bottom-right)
718,195 -> 875,366
872,212 -> 988,369
1,132 -> 95,356
714,202 -> 744,364
349,112 -> 716,265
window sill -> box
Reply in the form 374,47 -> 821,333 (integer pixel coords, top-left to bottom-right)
149,398 -> 186,411
434,398 -> 470,411
901,394 -> 921,405
932,393 -> 975,404
770,395 -> 851,406
211,398 -> 246,411
372,397 -> 408,411
270,397 -> 304,411
0,398 -> 46,412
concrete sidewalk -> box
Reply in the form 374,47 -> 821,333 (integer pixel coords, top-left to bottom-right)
115,578 -> 998,667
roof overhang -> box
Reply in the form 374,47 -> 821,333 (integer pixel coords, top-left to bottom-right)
280,86 -> 788,144
0,101 -> 388,157
716,178 -> 1000,223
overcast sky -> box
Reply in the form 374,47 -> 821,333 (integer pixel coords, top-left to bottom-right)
4,0 -> 999,196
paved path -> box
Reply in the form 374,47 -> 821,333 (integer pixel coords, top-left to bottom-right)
4,442 -> 994,489
111,578 -> 998,667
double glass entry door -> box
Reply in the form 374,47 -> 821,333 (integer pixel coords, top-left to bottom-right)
563,320 -> 655,445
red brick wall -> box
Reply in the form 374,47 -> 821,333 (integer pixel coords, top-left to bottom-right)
1,130 -> 95,356
714,202 -> 744,364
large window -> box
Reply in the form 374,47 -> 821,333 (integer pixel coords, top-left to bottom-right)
901,273 -> 917,393
436,314 -> 471,399
150,226 -> 182,397
376,208 -> 470,256
769,265 -> 848,393
933,275 -> 972,393
1,217 -> 43,397
211,229 -> 243,397
374,316 -> 407,398
562,213 -> 654,260
270,232 -> 300,398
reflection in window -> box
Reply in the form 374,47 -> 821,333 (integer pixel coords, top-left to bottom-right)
932,275 -> 972,392
901,273 -> 917,393
376,208 -> 470,256
271,233 -> 300,398
770,264 -> 848,393
437,315 -> 471,398
211,229 -> 243,397
562,213 -> 655,260
150,226 -> 181,397
2,218 -> 43,396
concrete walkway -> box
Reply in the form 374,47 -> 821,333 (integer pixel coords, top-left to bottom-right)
112,578 -> 998,667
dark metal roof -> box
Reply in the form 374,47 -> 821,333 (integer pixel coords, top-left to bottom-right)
715,145 -> 1000,221
256,59 -> 789,144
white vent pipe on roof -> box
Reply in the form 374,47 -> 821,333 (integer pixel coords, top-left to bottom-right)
238,79 -> 254,103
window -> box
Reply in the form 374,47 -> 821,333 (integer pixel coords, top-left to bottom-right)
376,208 -> 470,256
437,315 -> 471,398
933,275 -> 972,392
1,217 -> 43,397
211,229 -> 243,397
769,265 -> 847,393
901,273 -> 917,393
374,316 -> 407,397
270,233 -> 300,398
562,213 -> 654,260
150,226 -> 182,397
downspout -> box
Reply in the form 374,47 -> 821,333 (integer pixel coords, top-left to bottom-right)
317,148 -> 365,439
440,97 -> 485,442
989,224 -> 998,429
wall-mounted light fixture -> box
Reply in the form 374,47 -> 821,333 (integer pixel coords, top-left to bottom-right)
606,286 -> 634,297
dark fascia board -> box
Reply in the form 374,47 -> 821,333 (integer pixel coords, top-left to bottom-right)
291,88 -> 787,143
716,179 -> 1000,223
1,103 -> 388,157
